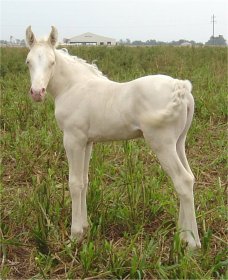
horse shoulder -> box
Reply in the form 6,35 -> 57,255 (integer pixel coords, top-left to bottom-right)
54,89 -> 90,133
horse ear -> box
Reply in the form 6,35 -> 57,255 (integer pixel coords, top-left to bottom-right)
26,26 -> 37,49
48,26 -> 58,47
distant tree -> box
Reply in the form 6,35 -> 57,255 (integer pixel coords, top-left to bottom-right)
205,35 -> 227,46
118,38 -> 131,45
120,37 -> 203,46
190,40 -> 197,45
156,41 -> 167,46
145,39 -> 157,45
20,39 -> 26,46
119,39 -> 125,45
125,38 -> 131,45
132,40 -> 144,45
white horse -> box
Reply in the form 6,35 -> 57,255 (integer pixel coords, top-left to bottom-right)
25,26 -> 201,248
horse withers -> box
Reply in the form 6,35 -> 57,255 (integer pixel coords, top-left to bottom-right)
25,26 -> 201,248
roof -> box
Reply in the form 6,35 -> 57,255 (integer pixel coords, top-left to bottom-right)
180,42 -> 192,46
69,32 -> 116,43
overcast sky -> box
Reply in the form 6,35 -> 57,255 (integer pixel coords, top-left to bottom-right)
1,0 -> 227,43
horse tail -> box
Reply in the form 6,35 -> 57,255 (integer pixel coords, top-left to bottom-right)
142,79 -> 193,127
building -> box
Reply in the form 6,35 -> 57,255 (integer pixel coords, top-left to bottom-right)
180,42 -> 192,47
66,32 -> 116,46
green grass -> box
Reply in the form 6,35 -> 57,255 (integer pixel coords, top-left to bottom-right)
1,46 -> 227,279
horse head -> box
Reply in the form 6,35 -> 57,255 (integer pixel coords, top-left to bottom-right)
25,26 -> 58,102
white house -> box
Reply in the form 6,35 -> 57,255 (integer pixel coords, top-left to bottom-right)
67,32 -> 116,46
180,42 -> 192,47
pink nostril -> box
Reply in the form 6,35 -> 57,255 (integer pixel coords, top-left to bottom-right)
30,88 -> 46,96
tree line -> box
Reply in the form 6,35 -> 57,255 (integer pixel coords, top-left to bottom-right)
119,35 -> 227,46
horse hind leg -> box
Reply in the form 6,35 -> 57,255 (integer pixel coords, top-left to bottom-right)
175,104 -> 197,238
176,94 -> 195,179
175,135 -> 197,246
144,130 -> 201,248
176,132 -> 194,178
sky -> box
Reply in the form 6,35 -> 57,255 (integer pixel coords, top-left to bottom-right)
1,0 -> 227,43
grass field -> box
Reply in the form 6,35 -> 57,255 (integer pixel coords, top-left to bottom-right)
1,46 -> 227,279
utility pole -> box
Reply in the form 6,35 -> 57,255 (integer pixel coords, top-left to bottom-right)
211,14 -> 216,45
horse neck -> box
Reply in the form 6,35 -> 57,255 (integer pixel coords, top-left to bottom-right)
47,51 -> 91,99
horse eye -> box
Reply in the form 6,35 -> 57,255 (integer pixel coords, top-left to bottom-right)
26,60 -> 30,65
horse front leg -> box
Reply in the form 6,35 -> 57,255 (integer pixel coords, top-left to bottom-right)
63,133 -> 86,240
81,142 -> 93,230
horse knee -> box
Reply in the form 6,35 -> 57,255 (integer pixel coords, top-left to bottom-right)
83,176 -> 89,188
69,180 -> 84,197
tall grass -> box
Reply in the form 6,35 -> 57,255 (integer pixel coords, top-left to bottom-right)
1,46 -> 227,279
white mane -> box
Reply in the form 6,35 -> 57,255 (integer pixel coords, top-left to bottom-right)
57,48 -> 107,79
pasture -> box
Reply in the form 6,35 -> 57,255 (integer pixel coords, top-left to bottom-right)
1,46 -> 227,279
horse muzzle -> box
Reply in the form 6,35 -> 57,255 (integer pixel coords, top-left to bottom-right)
30,87 -> 46,102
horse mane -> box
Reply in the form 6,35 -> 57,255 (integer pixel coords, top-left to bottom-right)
57,48 -> 107,80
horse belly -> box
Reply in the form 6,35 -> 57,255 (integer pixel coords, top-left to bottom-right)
88,116 -> 142,142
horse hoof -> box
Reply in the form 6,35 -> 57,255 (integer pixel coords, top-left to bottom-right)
70,228 -> 84,242
182,236 -> 201,250
82,222 -> 89,230
187,240 -> 201,250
